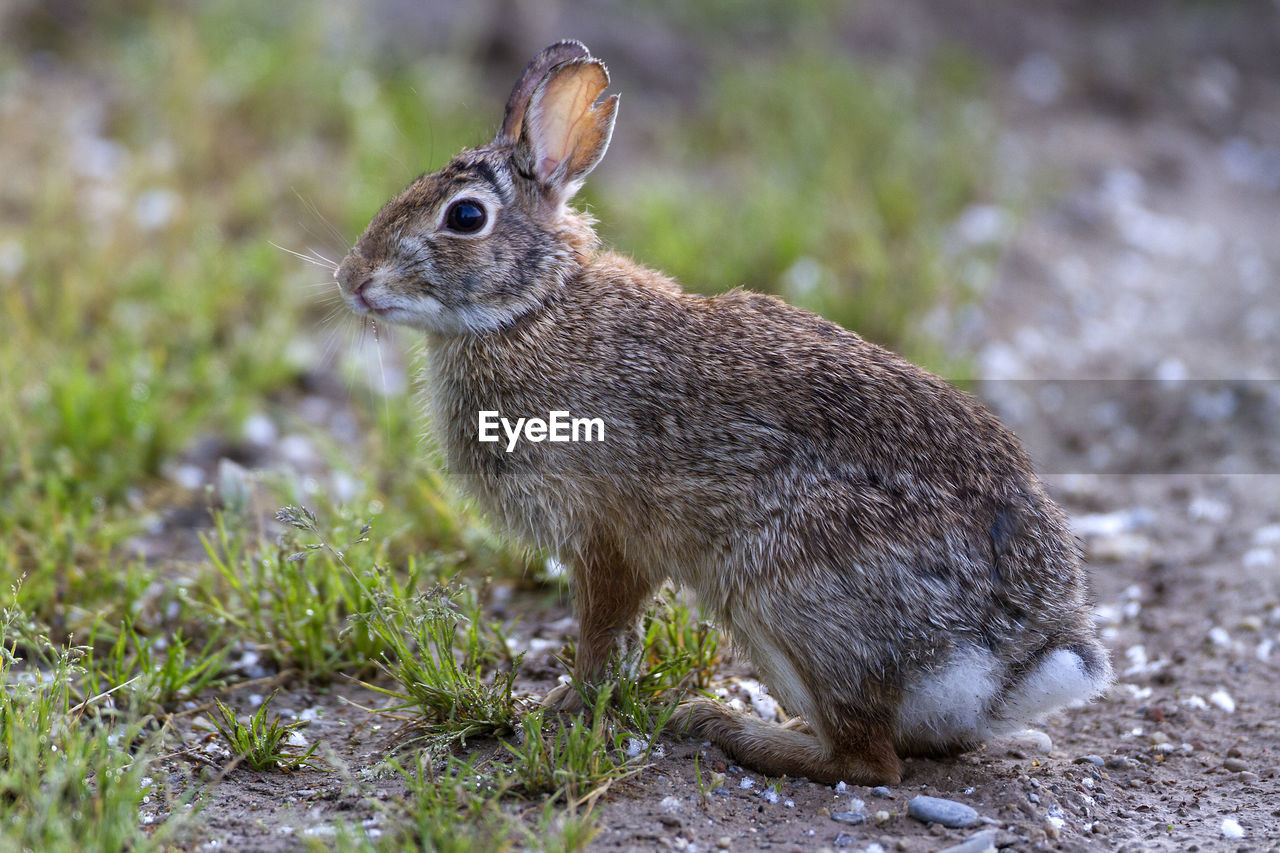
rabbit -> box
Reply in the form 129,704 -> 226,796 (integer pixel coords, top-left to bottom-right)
334,40 -> 1112,785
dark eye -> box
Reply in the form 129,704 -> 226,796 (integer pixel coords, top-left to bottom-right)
444,199 -> 487,233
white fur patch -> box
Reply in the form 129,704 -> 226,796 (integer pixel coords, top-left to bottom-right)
897,646 -> 1000,745
898,645 -> 1111,747
747,634 -> 817,727
990,648 -> 1111,735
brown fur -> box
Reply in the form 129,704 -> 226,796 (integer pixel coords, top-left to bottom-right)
335,42 -> 1112,784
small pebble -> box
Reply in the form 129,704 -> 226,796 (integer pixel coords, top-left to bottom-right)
1243,548 -> 1276,570
907,795 -> 981,828
831,812 -> 867,825
716,837 -> 731,850
1188,496 -> 1230,523
1223,757 -> 1248,772
1222,817 -> 1245,839
1209,689 -> 1236,713
242,412 -> 278,446
1238,771 -> 1260,783
1254,523 -> 1280,546
871,786 -> 892,798
873,810 -> 891,825
935,829 -> 998,853
1073,755 -> 1105,767
1005,729 -> 1053,755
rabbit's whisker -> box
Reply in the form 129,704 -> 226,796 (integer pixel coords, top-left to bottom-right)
269,240 -> 340,271
291,187 -> 353,249
306,247 -> 339,268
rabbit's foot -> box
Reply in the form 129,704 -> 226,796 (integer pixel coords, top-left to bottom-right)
779,716 -> 814,735
674,698 -> 902,786
540,681 -> 587,713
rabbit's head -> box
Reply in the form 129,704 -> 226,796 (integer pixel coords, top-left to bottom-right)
336,41 -> 618,335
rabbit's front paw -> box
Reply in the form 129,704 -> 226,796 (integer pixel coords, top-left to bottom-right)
540,681 -> 587,713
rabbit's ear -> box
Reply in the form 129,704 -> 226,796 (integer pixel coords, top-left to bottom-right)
519,58 -> 618,200
495,41 -> 591,146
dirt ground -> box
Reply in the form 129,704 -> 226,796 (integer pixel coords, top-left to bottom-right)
152,3 -> 1280,850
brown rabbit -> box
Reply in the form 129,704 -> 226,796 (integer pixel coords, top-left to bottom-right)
335,41 -> 1112,785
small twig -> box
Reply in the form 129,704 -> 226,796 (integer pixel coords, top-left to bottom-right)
69,674 -> 142,719
222,668 -> 298,694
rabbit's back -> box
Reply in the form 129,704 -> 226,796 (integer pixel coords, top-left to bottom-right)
427,254 -> 1088,650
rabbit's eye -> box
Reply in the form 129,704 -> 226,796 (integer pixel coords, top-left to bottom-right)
444,199 -> 487,234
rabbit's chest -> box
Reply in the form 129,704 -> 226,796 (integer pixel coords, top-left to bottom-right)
423,370 -> 588,541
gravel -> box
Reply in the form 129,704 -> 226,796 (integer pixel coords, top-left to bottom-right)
830,811 -> 868,826
907,795 -> 982,828
935,829 -> 999,853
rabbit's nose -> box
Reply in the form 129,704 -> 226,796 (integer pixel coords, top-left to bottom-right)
335,253 -> 367,292
349,277 -> 375,311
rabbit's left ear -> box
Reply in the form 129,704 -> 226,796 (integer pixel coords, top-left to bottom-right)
519,58 -> 618,201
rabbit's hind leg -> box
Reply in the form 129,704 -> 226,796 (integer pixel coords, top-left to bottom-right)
674,698 -> 902,785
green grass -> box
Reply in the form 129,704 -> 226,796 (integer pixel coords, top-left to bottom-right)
1,602 -> 173,850
357,581 -> 523,746
209,690 -> 322,772
0,0 -> 1002,846
198,506 -> 403,680
598,49 -> 994,373
89,618 -> 231,714
503,688 -> 649,804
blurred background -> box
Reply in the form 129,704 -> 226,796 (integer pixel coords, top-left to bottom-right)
2,0 -> 1278,610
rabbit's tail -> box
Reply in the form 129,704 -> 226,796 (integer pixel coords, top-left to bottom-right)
894,639 -> 1113,756
991,641 -> 1113,732
674,698 -> 902,786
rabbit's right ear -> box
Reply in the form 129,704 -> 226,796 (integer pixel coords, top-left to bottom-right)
495,41 -> 591,146
517,58 -> 618,202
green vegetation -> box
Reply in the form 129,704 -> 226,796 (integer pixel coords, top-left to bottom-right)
1,602 -> 173,850
0,0 -> 1000,847
599,51 -> 994,371
209,690 -> 322,772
